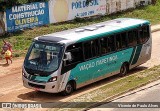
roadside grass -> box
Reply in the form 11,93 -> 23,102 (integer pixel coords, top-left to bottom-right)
49,65 -> 160,111
0,1 -> 160,57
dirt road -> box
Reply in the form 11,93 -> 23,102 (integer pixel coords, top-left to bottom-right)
0,31 -> 160,108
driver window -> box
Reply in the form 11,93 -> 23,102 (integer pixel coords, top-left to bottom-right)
29,49 -> 40,60
65,43 -> 83,65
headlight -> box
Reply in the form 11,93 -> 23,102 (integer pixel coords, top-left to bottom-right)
22,71 -> 27,78
48,76 -> 57,82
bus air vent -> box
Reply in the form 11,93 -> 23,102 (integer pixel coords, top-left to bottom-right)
96,24 -> 105,28
28,82 -> 45,89
85,27 -> 97,31
116,20 -> 121,23
75,29 -> 85,32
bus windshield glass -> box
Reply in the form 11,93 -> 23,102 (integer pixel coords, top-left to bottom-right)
24,41 -> 64,73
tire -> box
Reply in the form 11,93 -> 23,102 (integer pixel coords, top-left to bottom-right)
119,63 -> 128,77
61,82 -> 73,96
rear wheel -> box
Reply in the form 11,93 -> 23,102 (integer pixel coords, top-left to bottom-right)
119,63 -> 128,77
61,82 -> 73,96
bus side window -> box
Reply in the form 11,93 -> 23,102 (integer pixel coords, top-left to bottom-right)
139,26 -> 150,44
133,30 -> 138,45
128,31 -> 138,47
144,26 -> 150,39
65,43 -> 83,65
84,42 -> 91,60
121,32 -> 127,48
139,28 -> 143,43
100,37 -> 108,55
115,34 -> 122,50
91,40 -> 99,57
84,39 -> 100,60
108,35 -> 115,52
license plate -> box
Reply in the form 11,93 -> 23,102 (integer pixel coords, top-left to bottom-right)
34,88 -> 40,91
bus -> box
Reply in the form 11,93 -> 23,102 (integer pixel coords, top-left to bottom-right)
22,18 -> 151,95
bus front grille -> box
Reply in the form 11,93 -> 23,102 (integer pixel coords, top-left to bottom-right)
28,82 -> 45,89
25,67 -> 51,77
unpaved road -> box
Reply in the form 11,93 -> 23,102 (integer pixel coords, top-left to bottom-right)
0,31 -> 160,109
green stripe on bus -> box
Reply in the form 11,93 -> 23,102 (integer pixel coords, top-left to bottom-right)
129,47 -> 136,64
131,45 -> 143,65
30,75 -> 51,82
31,75 -> 36,80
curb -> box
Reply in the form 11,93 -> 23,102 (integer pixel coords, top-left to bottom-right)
151,28 -> 160,33
151,25 -> 160,33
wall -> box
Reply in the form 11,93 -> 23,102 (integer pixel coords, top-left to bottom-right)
0,0 -> 151,35
49,0 -> 106,23
0,12 -> 5,36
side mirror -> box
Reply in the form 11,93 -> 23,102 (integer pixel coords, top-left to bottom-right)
63,52 -> 72,61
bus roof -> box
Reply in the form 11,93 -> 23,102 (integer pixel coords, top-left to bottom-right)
36,18 -> 150,45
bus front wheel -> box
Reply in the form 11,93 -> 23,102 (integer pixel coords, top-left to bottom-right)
61,82 -> 73,96
119,63 -> 128,77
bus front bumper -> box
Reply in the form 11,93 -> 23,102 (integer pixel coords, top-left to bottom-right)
22,76 -> 60,93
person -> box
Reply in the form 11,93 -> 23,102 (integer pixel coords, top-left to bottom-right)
1,40 -> 13,64
1,45 -> 12,64
4,48 -> 12,64
2,39 -> 12,53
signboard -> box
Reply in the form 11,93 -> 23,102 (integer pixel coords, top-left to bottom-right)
6,2 -> 49,32
49,0 -> 106,23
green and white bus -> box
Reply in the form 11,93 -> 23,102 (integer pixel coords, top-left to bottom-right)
22,18 -> 151,95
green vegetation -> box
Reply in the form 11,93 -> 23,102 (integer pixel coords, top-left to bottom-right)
0,1 -> 160,57
50,65 -> 160,111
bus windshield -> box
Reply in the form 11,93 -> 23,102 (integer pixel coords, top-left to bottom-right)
24,41 -> 64,73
